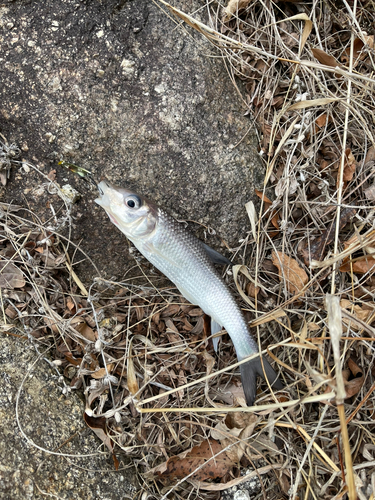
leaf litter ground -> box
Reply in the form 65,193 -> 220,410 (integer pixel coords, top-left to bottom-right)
2,1 -> 375,499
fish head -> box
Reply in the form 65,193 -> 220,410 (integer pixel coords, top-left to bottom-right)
95,180 -> 157,239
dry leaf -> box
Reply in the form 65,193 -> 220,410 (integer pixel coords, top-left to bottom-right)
223,0 -> 252,22
47,169 -> 56,181
340,256 -> 375,274
161,304 -> 180,317
202,350 -> 215,374
272,251 -> 308,294
214,382 -> 247,407
156,439 -> 233,481
211,414 -> 258,463
365,145 -> 375,164
44,316 -> 59,333
341,299 -> 374,330
342,148 -> 356,185
0,260 -> 25,289
83,413 -> 115,456
71,317 -> 97,341
300,207 -> 356,265
315,113 -> 328,128
307,322 -> 321,332
343,358 -> 364,398
341,35 -> 374,67
188,307 -> 204,317
287,97 -> 338,112
311,47 -> 340,69
245,200 -> 257,240
255,189 -> 272,205
225,412 -> 258,430
322,358 -> 364,402
255,189 -> 279,230
5,305 -> 18,319
91,363 -> 115,379
66,297 -> 76,311
246,282 -> 260,298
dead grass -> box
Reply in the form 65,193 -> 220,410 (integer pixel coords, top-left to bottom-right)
2,1 -> 375,499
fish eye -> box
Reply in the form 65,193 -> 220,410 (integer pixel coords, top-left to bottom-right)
125,195 -> 141,209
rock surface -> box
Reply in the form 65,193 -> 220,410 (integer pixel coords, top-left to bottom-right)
0,333 -> 137,500
0,0 -> 263,283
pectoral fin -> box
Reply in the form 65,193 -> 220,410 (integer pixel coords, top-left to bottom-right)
202,243 -> 233,266
142,240 -> 185,269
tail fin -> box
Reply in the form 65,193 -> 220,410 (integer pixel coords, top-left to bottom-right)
240,357 -> 283,407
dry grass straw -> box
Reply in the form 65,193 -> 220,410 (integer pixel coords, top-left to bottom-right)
2,0 -> 375,498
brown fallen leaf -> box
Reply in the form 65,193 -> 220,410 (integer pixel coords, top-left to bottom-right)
343,358 -> 364,398
0,260 -> 25,289
255,189 -> 272,205
365,145 -> 375,164
152,439 -> 233,481
312,47 -> 341,69
71,317 -> 97,342
341,35 -> 375,67
161,303 -> 180,317
64,354 -> 83,367
300,207 -> 356,265
223,0 -> 252,22
84,413 -> 114,452
321,358 -> 364,404
43,316 -> 60,334
246,281 -> 260,298
188,307 -> 204,317
341,299 -> 374,330
214,381 -> 247,407
66,297 -> 76,312
83,413 -> 119,470
315,113 -> 329,128
272,251 -> 308,295
340,255 -> 375,274
225,412 -> 258,430
47,169 -> 56,181
91,363 -> 115,379
211,414 -> 258,463
342,148 -> 356,186
255,189 -> 279,230
5,305 -> 18,319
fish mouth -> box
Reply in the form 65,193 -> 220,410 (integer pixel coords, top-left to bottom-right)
96,180 -> 109,198
95,180 -> 122,227
95,180 -> 111,207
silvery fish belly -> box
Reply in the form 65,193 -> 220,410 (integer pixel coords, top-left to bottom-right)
95,180 -> 283,406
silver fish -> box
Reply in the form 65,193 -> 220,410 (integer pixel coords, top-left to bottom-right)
95,181 -> 283,406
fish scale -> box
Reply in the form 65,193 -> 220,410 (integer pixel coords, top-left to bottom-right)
95,181 -> 283,406
142,208 -> 260,358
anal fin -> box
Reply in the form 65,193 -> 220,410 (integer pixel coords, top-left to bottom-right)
211,319 -> 222,352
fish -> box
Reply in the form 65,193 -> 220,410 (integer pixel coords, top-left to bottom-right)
95,180 -> 283,406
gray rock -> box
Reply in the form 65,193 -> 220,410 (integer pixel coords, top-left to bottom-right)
0,0 -> 263,283
0,333 -> 137,500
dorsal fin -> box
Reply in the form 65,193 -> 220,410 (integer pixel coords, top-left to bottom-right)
202,243 -> 233,266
